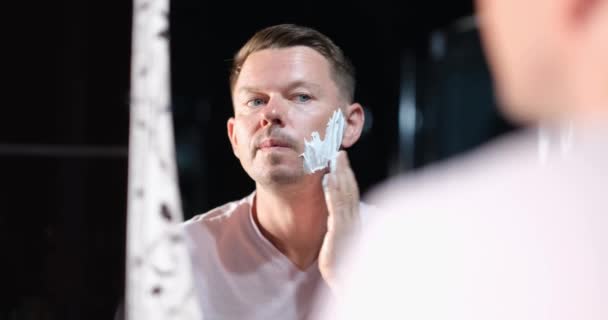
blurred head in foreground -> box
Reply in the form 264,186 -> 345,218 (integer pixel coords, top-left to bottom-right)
316,0 -> 608,319
477,0 -> 608,124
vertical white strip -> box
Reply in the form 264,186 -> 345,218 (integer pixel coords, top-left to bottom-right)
537,122 -> 575,164
126,0 -> 202,319
395,52 -> 416,173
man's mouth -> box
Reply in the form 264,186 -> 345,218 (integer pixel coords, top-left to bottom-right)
258,138 -> 292,150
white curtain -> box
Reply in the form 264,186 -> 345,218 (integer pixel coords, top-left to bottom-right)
126,0 -> 202,318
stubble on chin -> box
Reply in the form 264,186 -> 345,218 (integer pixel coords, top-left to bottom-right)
254,154 -> 305,186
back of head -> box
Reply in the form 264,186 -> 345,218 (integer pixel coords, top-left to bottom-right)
229,24 -> 356,103
476,0 -> 608,125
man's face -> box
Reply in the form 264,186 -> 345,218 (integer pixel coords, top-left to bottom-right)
228,46 -> 346,186
476,0 -> 567,123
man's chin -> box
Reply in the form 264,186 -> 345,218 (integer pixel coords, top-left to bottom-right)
259,176 -> 299,187
253,167 -> 304,186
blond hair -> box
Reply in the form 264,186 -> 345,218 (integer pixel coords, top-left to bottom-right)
229,24 -> 355,102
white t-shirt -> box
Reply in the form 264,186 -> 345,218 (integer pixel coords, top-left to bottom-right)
321,125 -> 608,320
184,192 -> 373,320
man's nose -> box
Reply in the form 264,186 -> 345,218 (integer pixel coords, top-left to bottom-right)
260,97 -> 286,127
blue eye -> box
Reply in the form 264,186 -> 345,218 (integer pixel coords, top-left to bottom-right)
247,98 -> 266,107
295,94 -> 311,103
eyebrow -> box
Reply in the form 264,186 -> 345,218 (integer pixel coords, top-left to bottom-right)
237,81 -> 322,95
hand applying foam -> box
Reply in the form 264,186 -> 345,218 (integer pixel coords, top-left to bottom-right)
319,151 -> 361,293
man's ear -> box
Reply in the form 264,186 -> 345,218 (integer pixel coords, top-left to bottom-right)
567,0 -> 608,83
341,102 -> 365,148
567,0 -> 607,24
571,0 -> 608,41
226,117 -> 240,158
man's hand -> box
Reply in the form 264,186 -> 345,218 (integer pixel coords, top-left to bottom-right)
319,151 -> 361,292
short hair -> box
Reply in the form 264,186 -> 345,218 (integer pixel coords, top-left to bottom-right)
229,24 -> 356,103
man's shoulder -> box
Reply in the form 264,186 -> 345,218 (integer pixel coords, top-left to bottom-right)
183,193 -> 254,233
366,126 -> 608,216
365,130 -> 539,211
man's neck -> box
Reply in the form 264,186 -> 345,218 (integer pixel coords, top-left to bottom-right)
253,175 -> 328,271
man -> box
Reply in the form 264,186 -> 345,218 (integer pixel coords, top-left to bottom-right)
320,0 -> 608,319
183,24 -> 367,319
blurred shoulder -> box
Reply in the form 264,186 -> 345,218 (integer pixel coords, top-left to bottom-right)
183,193 -> 254,237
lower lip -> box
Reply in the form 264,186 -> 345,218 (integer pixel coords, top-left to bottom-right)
259,146 -> 290,151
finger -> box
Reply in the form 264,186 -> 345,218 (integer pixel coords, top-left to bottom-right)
323,173 -> 337,212
330,155 -> 337,173
336,152 -> 360,220
335,151 -> 357,199
333,151 -> 348,191
336,150 -> 350,168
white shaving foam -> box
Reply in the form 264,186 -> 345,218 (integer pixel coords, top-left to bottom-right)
300,109 -> 346,174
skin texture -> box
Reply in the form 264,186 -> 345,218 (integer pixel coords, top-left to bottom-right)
228,46 -> 364,290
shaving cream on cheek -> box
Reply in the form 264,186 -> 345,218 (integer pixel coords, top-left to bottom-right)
300,109 -> 346,174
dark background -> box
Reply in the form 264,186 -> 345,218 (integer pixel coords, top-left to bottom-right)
2,0 -> 515,319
